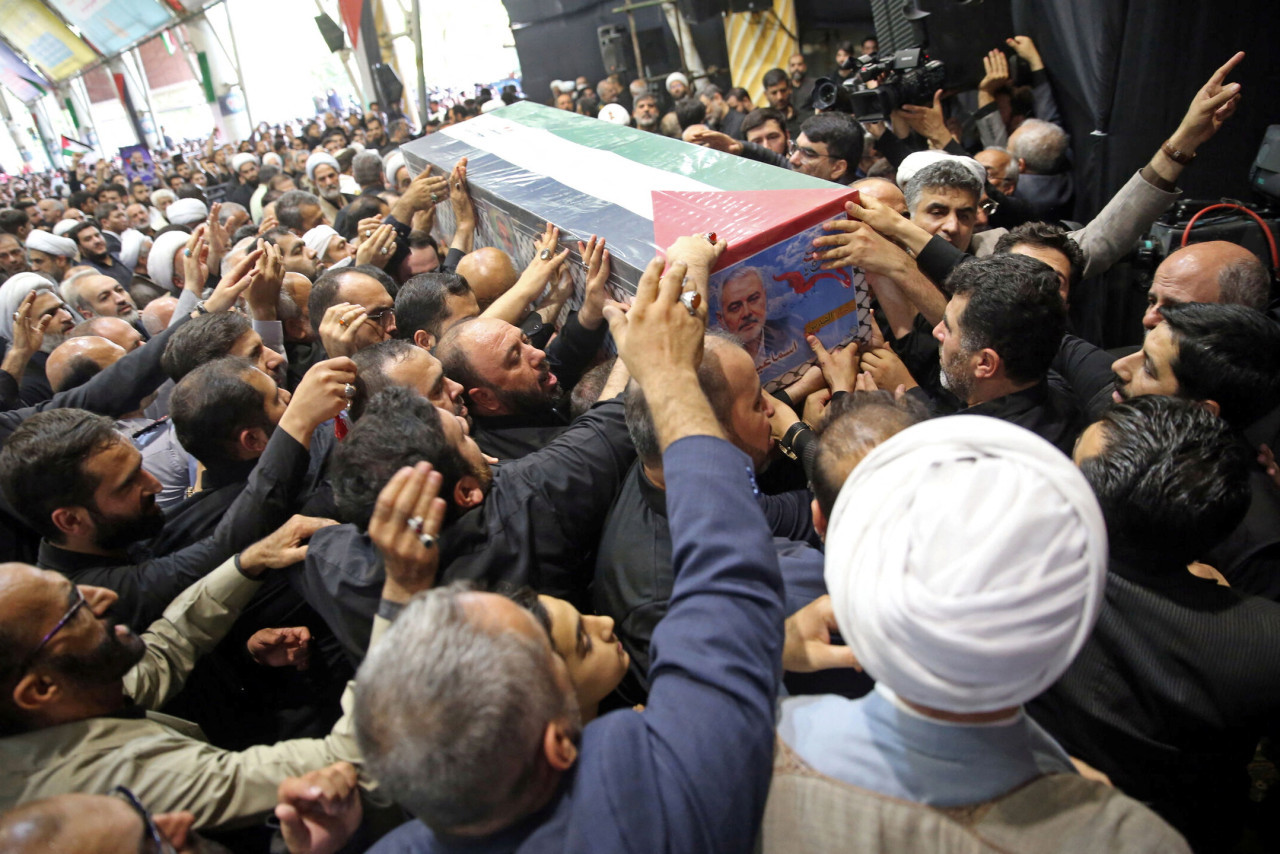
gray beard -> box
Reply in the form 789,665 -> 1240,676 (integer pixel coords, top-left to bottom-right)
637,116 -> 659,131
40,330 -> 68,354
320,187 -> 345,206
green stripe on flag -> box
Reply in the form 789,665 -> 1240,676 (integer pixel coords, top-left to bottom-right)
492,101 -> 832,192
197,52 -> 216,104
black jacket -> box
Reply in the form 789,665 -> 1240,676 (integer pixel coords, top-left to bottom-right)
1028,557 -> 1280,850
37,429 -> 311,630
470,313 -> 607,460
593,461 -> 820,703
291,396 -> 636,664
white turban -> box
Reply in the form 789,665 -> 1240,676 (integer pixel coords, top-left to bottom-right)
666,71 -> 689,94
598,103 -> 630,125
150,188 -> 176,207
147,231 -> 191,291
25,230 -> 78,258
383,151 -> 406,188
53,219 -> 80,237
897,151 -> 987,192
824,415 -> 1108,714
303,225 -> 340,261
307,151 -> 340,185
119,229 -> 148,270
0,273 -> 57,342
231,152 -> 259,173
263,152 -> 283,167
166,198 -> 208,227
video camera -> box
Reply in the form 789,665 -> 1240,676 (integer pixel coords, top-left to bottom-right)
811,48 -> 946,123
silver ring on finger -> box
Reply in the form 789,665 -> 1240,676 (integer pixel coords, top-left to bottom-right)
680,291 -> 701,315
539,248 -> 552,261
406,515 -> 424,534
343,382 -> 356,399
381,247 -> 389,255
418,532 -> 437,549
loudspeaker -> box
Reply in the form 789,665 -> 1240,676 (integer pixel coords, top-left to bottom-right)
374,63 -> 404,106
598,25 -> 629,76
679,0 -> 726,22
314,14 -> 346,54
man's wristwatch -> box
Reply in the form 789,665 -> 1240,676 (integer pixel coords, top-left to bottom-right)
193,300 -> 210,315
1161,141 -> 1196,165
778,421 -> 812,461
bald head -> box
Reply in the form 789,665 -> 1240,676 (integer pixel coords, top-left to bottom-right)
0,792 -> 196,854
70,316 -> 143,352
1144,241 -> 1271,329
851,177 -> 907,215
455,247 -> 519,310
141,295 -> 178,335
46,336 -> 126,392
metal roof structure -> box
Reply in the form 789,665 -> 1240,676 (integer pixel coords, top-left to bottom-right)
0,0 -> 222,103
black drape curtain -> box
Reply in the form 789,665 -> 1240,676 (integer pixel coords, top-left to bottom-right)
1012,0 -> 1280,220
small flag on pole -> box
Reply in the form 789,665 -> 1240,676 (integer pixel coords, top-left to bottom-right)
61,135 -> 93,158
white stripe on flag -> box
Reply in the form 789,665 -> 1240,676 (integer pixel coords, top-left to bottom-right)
440,115 -> 715,221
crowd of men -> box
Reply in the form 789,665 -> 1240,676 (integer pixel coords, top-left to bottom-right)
0,27 -> 1276,854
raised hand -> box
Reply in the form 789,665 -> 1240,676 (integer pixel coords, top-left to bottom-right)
317,302 -> 368,358
576,234 -> 614,330
783,595 -> 860,673
238,515 -> 337,576
807,334 -> 859,394
280,356 -> 358,444
1169,52 -> 1244,154
370,461 -> 447,604
248,626 -> 312,669
354,223 -> 398,269
203,243 -> 263,313
860,346 -> 918,393
1005,36 -> 1044,72
275,762 -> 362,854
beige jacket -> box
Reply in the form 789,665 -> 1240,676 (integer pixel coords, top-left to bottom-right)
972,169 -> 1180,280
760,738 -> 1190,854
0,558 -> 382,830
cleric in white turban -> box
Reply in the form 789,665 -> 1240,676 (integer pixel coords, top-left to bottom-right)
147,230 -> 192,293
231,152 -> 259,175
165,198 -> 208,228
759,416 -> 1181,852
25,230 -> 79,281
383,150 -> 407,193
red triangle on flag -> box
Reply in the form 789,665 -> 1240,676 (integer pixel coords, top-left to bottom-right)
651,189 -> 861,270
340,0 -> 364,50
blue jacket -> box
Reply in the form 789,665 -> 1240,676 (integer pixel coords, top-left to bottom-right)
370,435 -> 786,853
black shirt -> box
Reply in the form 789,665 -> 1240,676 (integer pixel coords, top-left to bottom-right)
470,313 -> 607,460
292,397 -> 636,664
86,254 -> 132,289
1028,557 -> 1280,850
37,429 -> 310,630
592,461 -> 820,702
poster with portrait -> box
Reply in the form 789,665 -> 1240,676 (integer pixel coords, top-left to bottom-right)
118,144 -> 158,187
707,219 -> 872,390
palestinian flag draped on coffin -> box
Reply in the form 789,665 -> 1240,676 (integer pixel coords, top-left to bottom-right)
400,101 -> 871,388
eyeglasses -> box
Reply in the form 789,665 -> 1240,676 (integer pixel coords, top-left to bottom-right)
113,786 -> 177,854
787,141 -> 837,161
366,306 -> 395,327
979,198 -> 999,216
21,586 -> 86,672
